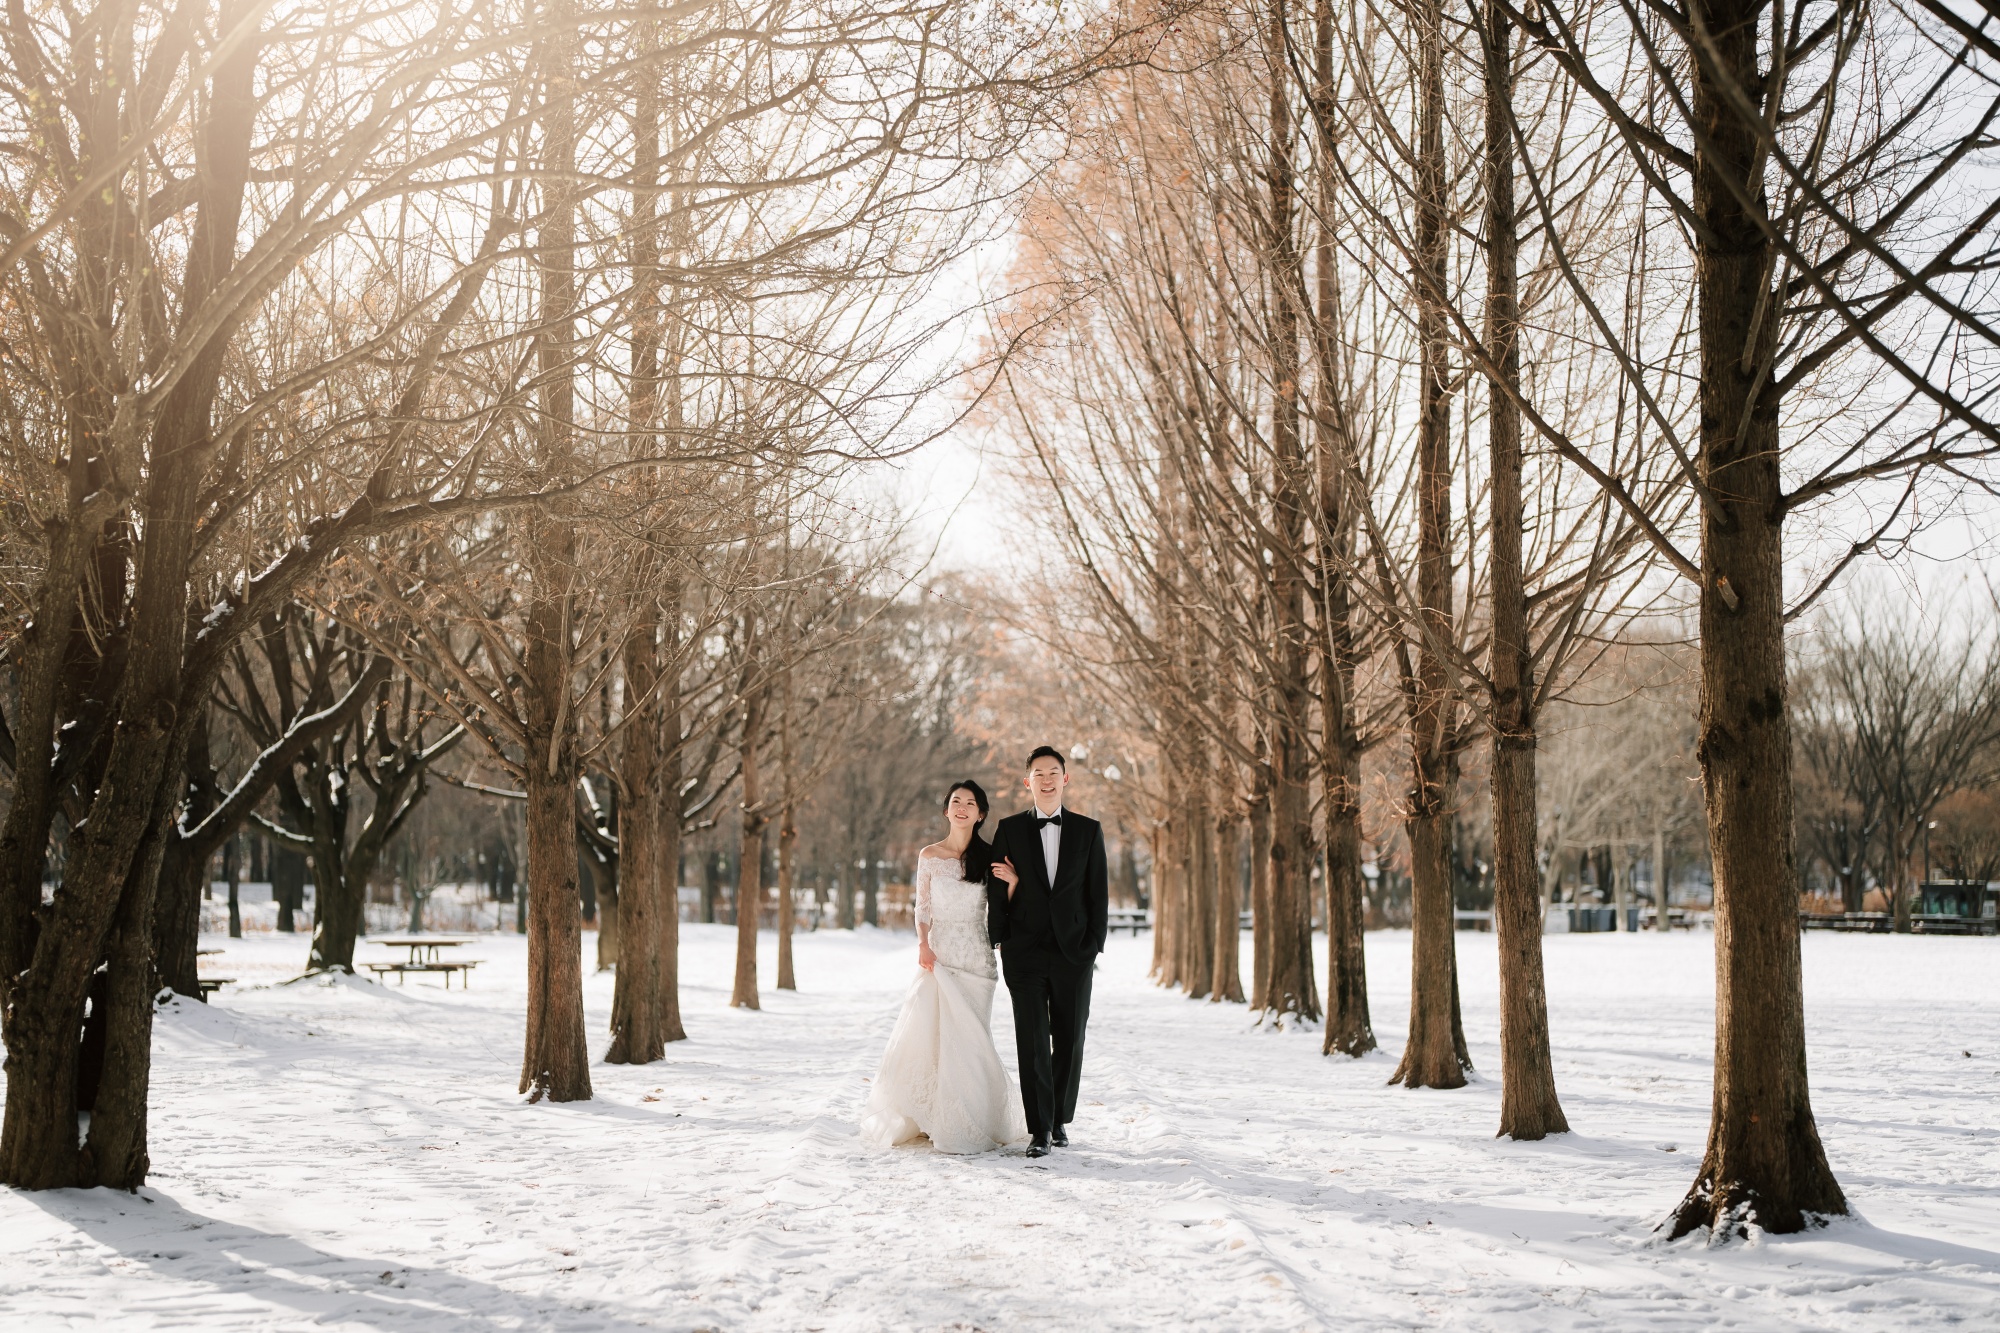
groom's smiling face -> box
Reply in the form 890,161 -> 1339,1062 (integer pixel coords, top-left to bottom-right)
1025,756 -> 1068,812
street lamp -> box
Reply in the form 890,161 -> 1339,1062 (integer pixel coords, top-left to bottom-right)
1924,819 -> 1938,888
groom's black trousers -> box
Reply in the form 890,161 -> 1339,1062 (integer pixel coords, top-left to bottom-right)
1002,948 -> 1093,1135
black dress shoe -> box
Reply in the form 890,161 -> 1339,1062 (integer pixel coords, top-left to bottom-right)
1026,1132 -> 1051,1158
1051,1126 -> 1069,1148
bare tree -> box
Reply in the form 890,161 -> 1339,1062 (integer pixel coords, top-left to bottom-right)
1504,0 -> 2000,1234
1796,605 -> 2000,928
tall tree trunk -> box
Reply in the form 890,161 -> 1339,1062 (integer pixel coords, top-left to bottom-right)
1889,829 -> 1913,932
154,841 -> 206,999
1211,808 -> 1244,1002
1613,855 -> 1630,930
657,596 -> 688,1042
1653,816 -> 1670,929
731,684 -> 767,1009
1669,0 -> 1844,1237
777,802 -> 798,991
0,523 -> 90,992
606,617 -> 664,1063
304,794 -> 362,974
1483,0 -> 1566,1137
1391,0 -> 1468,1090
226,837 -> 242,938
777,664 -> 798,991
154,726 -> 217,999
837,848 -> 855,930
1247,772 -> 1272,1008
79,820 -> 171,1188
596,865 -> 619,970
275,847 -> 307,933
517,6 -> 590,1103
1311,0 -> 1375,1065
1263,0 -> 1322,1025
1153,766 -> 1185,989
1184,791 -> 1213,999
306,873 -> 362,970
522,759 -> 590,1101
1322,740 -> 1374,1056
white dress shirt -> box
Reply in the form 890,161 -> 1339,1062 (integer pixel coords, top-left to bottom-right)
1035,805 -> 1064,886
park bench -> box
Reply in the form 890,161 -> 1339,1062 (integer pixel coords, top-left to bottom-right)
1912,914 -> 2000,937
1107,908 -> 1151,935
1799,912 -> 1892,932
196,977 -> 235,997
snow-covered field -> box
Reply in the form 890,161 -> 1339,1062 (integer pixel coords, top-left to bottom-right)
4,924 -> 1998,1331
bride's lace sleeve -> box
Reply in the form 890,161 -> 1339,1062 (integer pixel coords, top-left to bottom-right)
914,856 -> 934,929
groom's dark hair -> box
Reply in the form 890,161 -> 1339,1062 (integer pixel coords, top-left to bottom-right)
1025,744 -> 1066,770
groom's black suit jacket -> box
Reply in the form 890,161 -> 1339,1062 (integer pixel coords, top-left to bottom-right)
986,807 -> 1109,964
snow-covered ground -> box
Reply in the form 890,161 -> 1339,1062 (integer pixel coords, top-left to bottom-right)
4,924 -> 1998,1331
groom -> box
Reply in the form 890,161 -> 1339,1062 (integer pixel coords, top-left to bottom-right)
987,745 -> 1108,1159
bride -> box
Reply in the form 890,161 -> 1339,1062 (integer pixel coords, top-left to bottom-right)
860,780 -> 1028,1153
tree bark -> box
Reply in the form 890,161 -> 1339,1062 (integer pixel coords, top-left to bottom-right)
606,618 -> 664,1063
1322,740 -> 1375,1056
1653,815 -> 1670,928
1261,0 -> 1322,1026
777,800 -> 798,991
516,4 -> 591,1103
1184,789 -> 1214,998
1247,775 -> 1272,1009
777,661 -> 798,991
1668,0 -> 1844,1237
1482,0 -> 1566,1138
1211,809 -> 1245,1002
731,683 -> 767,1009
155,726 -> 218,999
1389,0 -> 1468,1091
595,860 -> 620,970
0,522 -> 90,992
522,758 -> 591,1101
1613,854 -> 1630,931
304,820 -> 364,973
78,822 -> 170,1189
656,588 -> 688,1043
1311,0 -> 1376,1065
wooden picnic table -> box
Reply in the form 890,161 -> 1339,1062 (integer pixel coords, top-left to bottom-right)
365,937 -> 481,989
370,936 -> 474,964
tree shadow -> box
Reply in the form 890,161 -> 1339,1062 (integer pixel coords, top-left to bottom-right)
19,1186 -> 663,1332
1814,1215 -> 2000,1273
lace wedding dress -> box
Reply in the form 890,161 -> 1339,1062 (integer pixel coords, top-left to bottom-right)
860,853 -> 1028,1153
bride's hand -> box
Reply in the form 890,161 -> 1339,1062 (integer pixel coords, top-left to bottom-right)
918,940 -> 936,972
992,857 -> 1019,898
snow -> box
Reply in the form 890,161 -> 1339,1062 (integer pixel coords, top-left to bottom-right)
5,925 -> 1999,1331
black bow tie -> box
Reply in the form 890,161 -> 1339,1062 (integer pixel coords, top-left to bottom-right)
1036,813 -> 1063,828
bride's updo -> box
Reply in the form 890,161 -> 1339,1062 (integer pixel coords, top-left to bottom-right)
944,780 -> 995,884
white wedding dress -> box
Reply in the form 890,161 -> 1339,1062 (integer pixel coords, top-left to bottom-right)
860,853 -> 1028,1153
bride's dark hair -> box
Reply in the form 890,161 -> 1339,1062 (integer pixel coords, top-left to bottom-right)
944,780 -> 995,884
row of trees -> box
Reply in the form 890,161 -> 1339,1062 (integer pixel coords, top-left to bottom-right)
991,0 -> 2000,1237
0,0 -> 1167,1189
